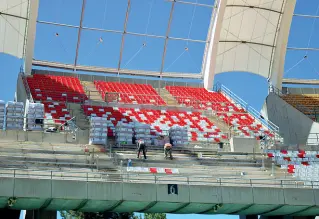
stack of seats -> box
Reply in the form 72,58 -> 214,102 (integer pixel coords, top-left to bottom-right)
82,105 -> 227,143
25,102 -> 44,131
166,86 -> 274,138
89,117 -> 108,145
0,100 -> 5,130
169,127 -> 188,146
134,123 -> 152,145
27,74 -> 87,103
43,102 -> 71,124
266,149 -> 317,167
5,101 -> 24,130
115,122 -> 133,145
94,81 -> 166,105
281,94 -> 319,121
266,149 -> 319,186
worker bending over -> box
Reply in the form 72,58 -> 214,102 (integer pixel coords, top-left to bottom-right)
164,143 -> 173,160
137,139 -> 147,160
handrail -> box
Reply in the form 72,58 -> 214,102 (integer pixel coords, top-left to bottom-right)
19,72 -> 34,103
1,168 -> 318,189
219,84 -> 280,133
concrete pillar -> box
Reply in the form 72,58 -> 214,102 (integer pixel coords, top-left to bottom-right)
26,210 -> 56,219
0,209 -> 20,219
239,215 -> 258,219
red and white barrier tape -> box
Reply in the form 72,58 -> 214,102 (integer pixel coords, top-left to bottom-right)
126,167 -> 179,174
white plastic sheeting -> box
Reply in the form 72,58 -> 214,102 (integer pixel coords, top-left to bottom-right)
0,0 -> 29,58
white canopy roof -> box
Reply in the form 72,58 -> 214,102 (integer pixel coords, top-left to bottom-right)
0,0 -> 29,59
214,0 -> 285,78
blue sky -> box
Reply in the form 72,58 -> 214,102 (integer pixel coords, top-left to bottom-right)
3,0 -> 319,218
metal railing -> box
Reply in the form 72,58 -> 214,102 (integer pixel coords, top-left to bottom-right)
2,168 -> 318,189
218,83 -> 280,133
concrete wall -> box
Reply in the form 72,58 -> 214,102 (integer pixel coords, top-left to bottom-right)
261,93 -> 318,145
16,74 -> 28,104
0,130 -> 88,145
230,137 -> 259,153
0,177 -> 318,215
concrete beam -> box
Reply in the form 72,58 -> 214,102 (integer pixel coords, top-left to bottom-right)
239,215 -> 258,219
26,210 -> 56,219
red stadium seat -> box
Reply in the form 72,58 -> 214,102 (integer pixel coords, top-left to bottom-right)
165,86 -> 273,138
94,81 -> 166,105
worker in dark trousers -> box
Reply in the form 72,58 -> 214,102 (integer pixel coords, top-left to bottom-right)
137,139 -> 147,159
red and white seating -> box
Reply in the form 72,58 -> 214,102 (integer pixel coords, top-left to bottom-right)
94,81 -> 166,105
265,149 -> 319,167
27,74 -> 87,103
82,105 -> 227,143
43,102 -> 71,124
166,86 -> 274,138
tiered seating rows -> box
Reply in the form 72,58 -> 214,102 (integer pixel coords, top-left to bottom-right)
94,81 -> 166,105
27,74 -> 87,103
82,105 -> 227,142
27,74 -> 88,124
43,102 -> 71,124
281,94 -> 319,121
166,86 -> 273,138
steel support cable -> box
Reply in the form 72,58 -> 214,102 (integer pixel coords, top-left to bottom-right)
165,0 -> 198,72
122,44 -> 145,68
187,51 -> 201,73
186,0 -> 198,46
102,0 -> 108,29
305,1 -> 319,57
307,58 -> 319,76
164,49 -> 187,72
284,57 -> 305,76
144,0 -> 154,42
82,0 -> 108,62
122,0 -> 154,68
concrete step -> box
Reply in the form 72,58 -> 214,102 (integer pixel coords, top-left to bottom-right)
82,81 -> 104,102
67,103 -> 89,130
159,88 -> 179,106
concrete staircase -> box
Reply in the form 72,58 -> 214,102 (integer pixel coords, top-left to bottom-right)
204,112 -> 231,134
82,81 -> 104,102
159,88 -> 179,106
67,103 -> 89,130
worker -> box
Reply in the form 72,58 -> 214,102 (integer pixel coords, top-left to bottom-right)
164,143 -> 173,160
137,139 -> 147,159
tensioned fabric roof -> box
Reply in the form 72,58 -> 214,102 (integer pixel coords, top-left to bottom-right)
214,0 -> 285,79
0,0 -> 30,59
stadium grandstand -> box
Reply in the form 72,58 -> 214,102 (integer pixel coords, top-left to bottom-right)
1,0 -> 319,219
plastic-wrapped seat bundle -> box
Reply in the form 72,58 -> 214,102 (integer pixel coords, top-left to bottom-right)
25,102 -> 44,131
5,101 -> 24,130
89,117 -> 108,145
170,126 -> 188,146
134,123 -> 152,145
0,100 -> 5,130
115,122 -> 133,145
